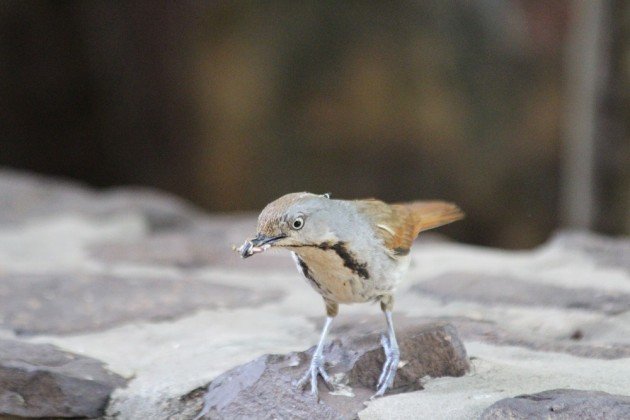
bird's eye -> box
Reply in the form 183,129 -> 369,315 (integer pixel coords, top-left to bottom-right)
292,217 -> 304,230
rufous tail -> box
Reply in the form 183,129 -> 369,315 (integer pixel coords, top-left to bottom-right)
401,201 -> 465,234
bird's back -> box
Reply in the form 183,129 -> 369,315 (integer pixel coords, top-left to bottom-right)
354,199 -> 464,257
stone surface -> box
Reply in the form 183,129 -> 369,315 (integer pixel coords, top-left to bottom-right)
0,169 -> 203,231
480,389 -> 630,420
89,229 -> 294,271
414,273 -> 630,315
331,314 -> 630,360
185,322 -> 469,419
0,274 -> 281,335
0,339 -> 126,418
452,317 -> 630,360
548,231 -> 630,273
0,169 -> 629,419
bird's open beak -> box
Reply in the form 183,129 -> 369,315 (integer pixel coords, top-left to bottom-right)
236,233 -> 286,258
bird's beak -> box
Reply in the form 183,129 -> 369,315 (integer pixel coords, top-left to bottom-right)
237,233 -> 286,258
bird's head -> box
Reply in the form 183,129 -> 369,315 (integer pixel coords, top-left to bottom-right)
237,192 -> 336,258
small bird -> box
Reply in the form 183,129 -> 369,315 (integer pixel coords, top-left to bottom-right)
236,192 -> 464,397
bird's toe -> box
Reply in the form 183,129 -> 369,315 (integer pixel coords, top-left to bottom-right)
296,357 -> 335,396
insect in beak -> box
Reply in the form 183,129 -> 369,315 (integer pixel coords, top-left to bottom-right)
235,233 -> 286,258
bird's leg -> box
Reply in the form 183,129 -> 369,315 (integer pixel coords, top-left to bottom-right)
296,315 -> 335,395
374,301 -> 400,397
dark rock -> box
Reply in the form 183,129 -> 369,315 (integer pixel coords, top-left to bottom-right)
481,389 -> 630,420
0,274 -> 281,335
414,273 -> 630,315
0,339 -> 126,418
185,322 -> 469,419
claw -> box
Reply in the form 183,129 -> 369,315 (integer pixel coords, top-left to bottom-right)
318,366 -> 335,391
296,355 -> 334,396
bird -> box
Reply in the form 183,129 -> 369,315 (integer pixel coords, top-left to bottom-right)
236,192 -> 464,398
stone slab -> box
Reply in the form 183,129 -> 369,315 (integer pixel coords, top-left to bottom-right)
548,231 -> 630,273
328,314 -> 630,360
0,274 -> 281,335
0,339 -> 126,418
414,273 -> 630,314
481,389 -> 630,420
0,169 -> 202,231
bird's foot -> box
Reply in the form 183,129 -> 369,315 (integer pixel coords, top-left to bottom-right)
373,334 -> 400,398
296,353 -> 334,397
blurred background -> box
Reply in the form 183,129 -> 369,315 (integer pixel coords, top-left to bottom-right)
0,0 -> 627,249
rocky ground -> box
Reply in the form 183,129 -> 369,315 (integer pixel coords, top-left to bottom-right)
0,168 -> 628,419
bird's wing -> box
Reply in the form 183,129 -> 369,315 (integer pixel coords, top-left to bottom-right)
355,199 -> 464,256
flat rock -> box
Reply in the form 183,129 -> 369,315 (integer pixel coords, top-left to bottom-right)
480,389 -> 630,419
0,169 -> 202,230
0,274 -> 281,335
414,273 -> 630,315
548,231 -> 630,273
0,339 -> 126,418
451,317 -> 630,360
89,229 -> 294,271
184,322 -> 469,419
329,314 -> 630,360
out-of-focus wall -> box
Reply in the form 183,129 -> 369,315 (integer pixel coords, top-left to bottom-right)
0,1 -> 627,248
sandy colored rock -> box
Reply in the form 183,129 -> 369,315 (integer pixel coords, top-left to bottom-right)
480,389 -> 630,419
451,317 -> 630,359
548,231 -> 630,273
330,314 -> 630,360
414,273 -> 630,314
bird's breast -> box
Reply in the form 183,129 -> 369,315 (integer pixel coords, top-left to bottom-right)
289,242 -> 396,303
